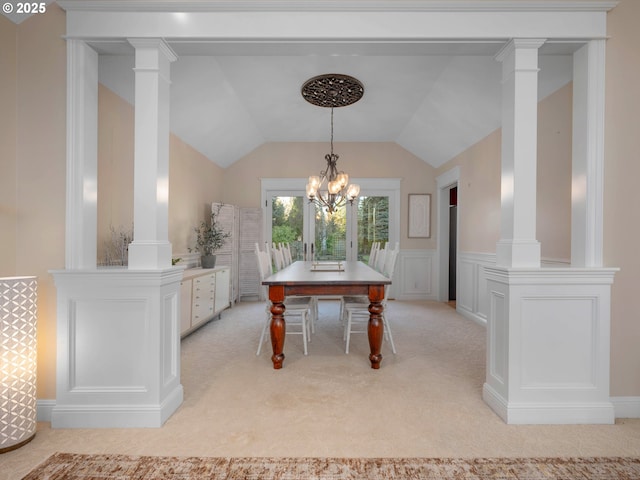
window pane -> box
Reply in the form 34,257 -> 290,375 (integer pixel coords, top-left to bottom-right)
271,196 -> 304,261
357,196 -> 389,262
314,204 -> 347,261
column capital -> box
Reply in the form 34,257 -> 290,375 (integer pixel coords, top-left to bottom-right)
127,38 -> 178,63
495,38 -> 547,63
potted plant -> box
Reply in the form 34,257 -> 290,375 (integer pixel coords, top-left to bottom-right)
192,204 -> 231,268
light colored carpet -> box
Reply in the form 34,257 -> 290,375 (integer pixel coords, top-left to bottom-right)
4,300 -> 640,479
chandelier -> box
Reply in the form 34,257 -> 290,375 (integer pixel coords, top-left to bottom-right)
301,74 -> 364,214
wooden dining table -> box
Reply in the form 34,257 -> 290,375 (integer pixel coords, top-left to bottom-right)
262,260 -> 391,369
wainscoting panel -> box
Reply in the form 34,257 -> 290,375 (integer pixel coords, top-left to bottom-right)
395,250 -> 438,301
457,252 -> 496,325
456,252 -> 570,326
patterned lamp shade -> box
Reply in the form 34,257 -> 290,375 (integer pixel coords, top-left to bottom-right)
1,276 -> 37,453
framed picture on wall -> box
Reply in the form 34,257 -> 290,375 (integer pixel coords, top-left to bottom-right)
408,193 -> 431,238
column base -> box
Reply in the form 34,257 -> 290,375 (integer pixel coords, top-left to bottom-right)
51,268 -> 183,428
495,239 -> 540,267
128,241 -> 172,269
483,383 -> 614,425
484,266 -> 617,424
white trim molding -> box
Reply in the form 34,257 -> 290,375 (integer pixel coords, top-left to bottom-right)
611,397 -> 640,419
50,268 -> 184,428
457,252 -> 495,326
395,249 -> 438,301
484,266 -> 618,424
57,1 -> 618,13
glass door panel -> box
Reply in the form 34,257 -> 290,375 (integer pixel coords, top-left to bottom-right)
271,196 -> 305,261
356,196 -> 389,262
313,204 -> 347,261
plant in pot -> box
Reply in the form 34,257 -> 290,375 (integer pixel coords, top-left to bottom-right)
192,205 -> 231,269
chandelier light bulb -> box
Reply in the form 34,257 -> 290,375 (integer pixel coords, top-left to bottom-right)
328,180 -> 341,195
306,183 -> 317,199
337,172 -> 349,188
308,176 -> 321,189
347,183 -> 360,201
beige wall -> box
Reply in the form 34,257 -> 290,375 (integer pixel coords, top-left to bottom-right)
604,0 -> 640,396
0,16 -> 17,276
15,4 -> 67,399
97,84 -> 224,261
2,0 -> 638,401
436,83 -> 573,261
223,142 -> 438,250
168,123 -> 225,255
436,129 -> 502,253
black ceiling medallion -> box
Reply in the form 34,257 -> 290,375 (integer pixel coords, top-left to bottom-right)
301,73 -> 364,108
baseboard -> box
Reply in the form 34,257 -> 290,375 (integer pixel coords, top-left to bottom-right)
457,306 -> 487,327
611,396 -> 640,418
483,383 -> 615,424
50,386 -> 183,428
39,395 -> 640,427
37,399 -> 56,422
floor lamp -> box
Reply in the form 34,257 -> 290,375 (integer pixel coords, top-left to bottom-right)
1,276 -> 37,453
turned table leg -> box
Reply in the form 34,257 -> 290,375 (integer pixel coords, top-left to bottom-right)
368,284 -> 385,369
269,285 -> 286,369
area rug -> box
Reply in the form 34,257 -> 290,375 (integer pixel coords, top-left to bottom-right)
21,453 -> 640,479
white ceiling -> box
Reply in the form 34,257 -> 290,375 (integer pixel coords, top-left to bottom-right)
96,40 -> 574,168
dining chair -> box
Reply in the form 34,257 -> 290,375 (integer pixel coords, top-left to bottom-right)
255,249 -> 313,356
367,241 -> 380,268
276,242 -> 320,332
374,244 -> 387,273
271,243 -> 285,271
280,242 -> 293,266
343,247 -> 399,355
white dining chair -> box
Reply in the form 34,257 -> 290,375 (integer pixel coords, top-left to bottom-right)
271,243 -> 285,271
255,249 -> 313,356
343,247 -> 399,355
374,244 -> 387,273
276,243 -> 318,333
367,242 -> 380,268
280,242 -> 293,266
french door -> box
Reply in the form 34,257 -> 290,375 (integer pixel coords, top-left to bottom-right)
267,194 -> 353,261
262,179 -> 399,263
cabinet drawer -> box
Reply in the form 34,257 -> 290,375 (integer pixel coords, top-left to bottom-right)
193,273 -> 215,286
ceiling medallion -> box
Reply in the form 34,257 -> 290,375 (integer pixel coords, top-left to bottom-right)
301,73 -> 364,108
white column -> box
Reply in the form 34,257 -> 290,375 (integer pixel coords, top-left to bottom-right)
65,40 -> 98,269
571,40 -> 606,268
494,39 -> 545,268
127,39 -> 177,270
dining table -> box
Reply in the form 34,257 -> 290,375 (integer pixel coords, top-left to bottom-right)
261,260 -> 392,369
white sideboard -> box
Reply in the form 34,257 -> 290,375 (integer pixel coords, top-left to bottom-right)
180,267 -> 230,337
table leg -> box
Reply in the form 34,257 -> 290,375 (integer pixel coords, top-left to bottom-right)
269,285 -> 286,369
368,284 -> 385,369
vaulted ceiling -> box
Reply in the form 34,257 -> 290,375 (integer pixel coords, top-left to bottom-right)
3,4 -> 576,170
95,40 -> 575,169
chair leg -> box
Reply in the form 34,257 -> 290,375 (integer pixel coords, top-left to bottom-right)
344,311 -> 353,354
256,312 -> 269,356
302,311 -> 308,356
383,313 -> 397,354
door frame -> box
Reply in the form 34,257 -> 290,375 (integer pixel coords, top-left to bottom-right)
436,167 -> 460,302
